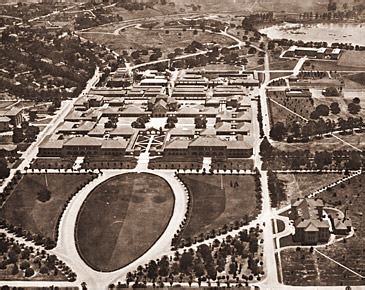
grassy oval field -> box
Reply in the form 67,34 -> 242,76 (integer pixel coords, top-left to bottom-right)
75,173 -> 174,272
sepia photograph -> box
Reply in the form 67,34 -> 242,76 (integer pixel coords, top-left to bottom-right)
0,0 -> 364,289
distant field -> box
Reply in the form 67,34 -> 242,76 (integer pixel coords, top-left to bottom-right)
276,173 -> 343,205
338,51 -> 365,68
269,58 -> 298,71
80,28 -> 234,56
272,134 -> 363,152
342,72 -> 365,89
76,173 -> 174,272
178,174 -> 258,241
310,59 -> 365,72
1,174 -> 93,241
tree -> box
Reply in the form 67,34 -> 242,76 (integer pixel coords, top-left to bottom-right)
20,260 -> 30,270
314,151 -> 332,169
353,97 -> 360,104
270,122 -> 287,141
0,158 -> 10,179
37,189 -> 51,202
260,137 -> 273,158
348,102 -> 361,115
330,102 -> 341,114
29,110 -> 37,122
346,151 -> 362,170
158,256 -> 170,277
323,87 -> 339,96
147,260 -> 158,280
25,126 -> 40,142
10,264 -> 18,275
13,127 -> 25,143
194,116 -> 207,129
24,267 -> 35,277
179,251 -> 193,273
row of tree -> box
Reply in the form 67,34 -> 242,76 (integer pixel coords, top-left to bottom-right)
124,227 -> 262,287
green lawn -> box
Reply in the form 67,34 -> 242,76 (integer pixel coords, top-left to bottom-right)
1,174 -> 94,241
178,174 -> 258,241
276,173 -> 343,205
75,173 -> 174,272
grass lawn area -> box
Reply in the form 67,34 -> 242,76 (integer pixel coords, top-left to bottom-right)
80,28 -> 233,58
338,51 -> 365,68
281,248 -> 320,286
178,174 -> 258,241
1,174 -> 94,241
269,58 -> 298,71
341,72 -> 365,90
309,59 -> 365,72
75,173 -> 174,272
272,135 -> 359,152
276,173 -> 343,206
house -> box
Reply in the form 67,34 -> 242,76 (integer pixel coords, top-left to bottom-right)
147,94 -> 178,112
4,108 -> 23,126
329,209 -> 352,235
163,136 -> 253,158
213,86 -> 244,98
38,136 -> 128,157
291,198 -> 330,245
172,86 -> 207,100
216,110 -> 252,124
152,100 -> 168,117
0,116 -> 11,132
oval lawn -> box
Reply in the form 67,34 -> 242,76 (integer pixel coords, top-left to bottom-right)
75,173 -> 174,272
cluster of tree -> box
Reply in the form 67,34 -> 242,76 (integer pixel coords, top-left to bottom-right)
270,103 -> 363,142
132,115 -> 150,129
75,11 -> 123,30
257,99 -> 264,138
165,115 -> 178,129
105,116 -> 119,129
297,70 -> 327,80
270,79 -> 286,87
194,116 -> 207,129
126,227 -> 263,287
0,233 -> 76,281
1,26 -> 116,103
116,0 -> 154,11
13,122 -> 40,144
260,137 -> 363,171
267,170 -> 286,208
242,13 -> 274,31
348,97 -> 361,115
0,158 -> 10,180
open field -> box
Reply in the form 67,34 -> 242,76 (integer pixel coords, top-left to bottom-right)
276,173 -> 343,206
272,135 -> 361,152
1,174 -> 94,241
338,51 -> 365,68
80,28 -> 234,57
75,173 -> 174,272
309,60 -> 365,72
341,72 -> 365,90
269,58 -> 298,71
178,174 -> 258,241
281,248 -> 320,286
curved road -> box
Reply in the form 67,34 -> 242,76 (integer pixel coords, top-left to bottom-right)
51,168 -> 189,289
